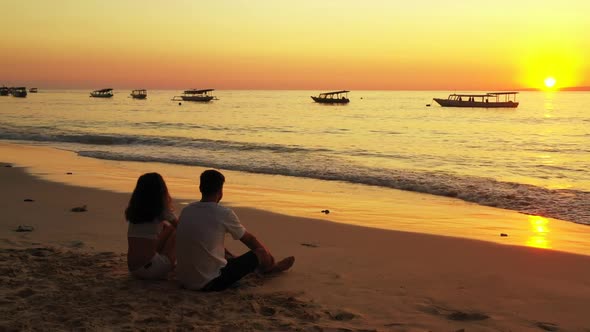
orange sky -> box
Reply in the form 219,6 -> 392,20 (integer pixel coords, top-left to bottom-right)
1,1 -> 589,90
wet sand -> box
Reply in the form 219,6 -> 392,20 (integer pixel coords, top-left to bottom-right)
1,142 -> 588,256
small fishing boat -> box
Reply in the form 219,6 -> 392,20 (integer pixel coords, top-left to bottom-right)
29,88 -> 38,93
172,89 -> 217,102
130,89 -> 147,99
311,90 -> 350,104
11,87 -> 27,98
0,86 -> 9,96
90,88 -> 114,98
433,92 -> 519,108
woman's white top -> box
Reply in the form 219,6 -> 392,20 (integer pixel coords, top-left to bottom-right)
127,209 -> 176,240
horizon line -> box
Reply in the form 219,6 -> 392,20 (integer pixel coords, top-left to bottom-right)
4,86 -> 590,92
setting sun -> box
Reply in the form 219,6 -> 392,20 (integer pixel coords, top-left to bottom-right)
544,77 -> 557,88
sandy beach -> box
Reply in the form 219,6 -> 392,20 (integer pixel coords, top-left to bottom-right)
4,0 -> 590,330
2,143 -> 590,331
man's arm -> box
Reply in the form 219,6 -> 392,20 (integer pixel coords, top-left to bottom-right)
240,231 -> 275,266
239,231 -> 267,252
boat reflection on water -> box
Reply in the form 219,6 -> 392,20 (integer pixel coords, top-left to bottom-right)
526,215 -> 550,249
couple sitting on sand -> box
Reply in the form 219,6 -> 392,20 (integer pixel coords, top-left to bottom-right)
125,169 -> 295,291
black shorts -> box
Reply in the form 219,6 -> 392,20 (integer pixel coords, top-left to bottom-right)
202,251 -> 259,292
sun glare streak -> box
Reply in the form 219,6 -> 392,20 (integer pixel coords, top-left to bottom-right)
526,216 -> 551,249
543,90 -> 554,117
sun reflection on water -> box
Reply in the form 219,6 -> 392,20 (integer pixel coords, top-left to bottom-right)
526,215 -> 551,249
543,91 -> 554,118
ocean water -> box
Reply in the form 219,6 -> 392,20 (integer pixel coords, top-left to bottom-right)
0,90 -> 588,225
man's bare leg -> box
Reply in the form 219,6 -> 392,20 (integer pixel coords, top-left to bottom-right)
265,256 -> 295,274
253,248 -> 294,274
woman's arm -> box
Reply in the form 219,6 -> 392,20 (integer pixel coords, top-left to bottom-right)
162,209 -> 178,227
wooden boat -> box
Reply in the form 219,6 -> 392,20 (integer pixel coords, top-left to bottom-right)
311,90 -> 350,104
90,88 -> 114,98
172,89 -> 217,102
29,88 -> 38,93
433,92 -> 519,108
11,87 -> 27,98
130,89 -> 147,99
0,86 -> 9,96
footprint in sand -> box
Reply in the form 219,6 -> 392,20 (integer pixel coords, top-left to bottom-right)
535,322 -> 559,331
326,309 -> 357,321
29,248 -> 53,257
251,302 -> 277,316
301,242 -> 319,248
447,311 -> 489,321
139,316 -> 171,324
16,288 -> 35,298
417,303 -> 489,321
64,240 -> 85,248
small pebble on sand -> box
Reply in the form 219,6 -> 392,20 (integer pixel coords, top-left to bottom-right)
15,225 -> 34,232
71,205 -> 88,212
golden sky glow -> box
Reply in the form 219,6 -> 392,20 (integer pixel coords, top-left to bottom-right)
1,0 -> 589,90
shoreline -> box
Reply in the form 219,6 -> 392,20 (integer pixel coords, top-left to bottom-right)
1,141 -> 589,256
2,143 -> 590,330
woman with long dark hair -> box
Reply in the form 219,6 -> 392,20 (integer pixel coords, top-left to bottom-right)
126,172 -> 177,279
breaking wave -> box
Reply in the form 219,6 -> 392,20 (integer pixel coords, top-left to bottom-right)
79,150 -> 590,226
1,123 -> 588,226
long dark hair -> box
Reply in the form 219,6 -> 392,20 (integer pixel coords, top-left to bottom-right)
125,172 -> 172,224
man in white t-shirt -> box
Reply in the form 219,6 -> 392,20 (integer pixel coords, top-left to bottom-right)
176,169 -> 295,291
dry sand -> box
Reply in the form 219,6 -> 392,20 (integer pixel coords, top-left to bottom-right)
2,151 -> 590,331
1,248 -> 350,331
